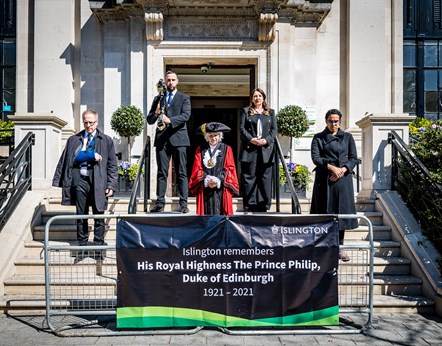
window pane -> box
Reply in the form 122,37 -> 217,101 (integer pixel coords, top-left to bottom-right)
3,40 -> 16,66
424,70 -> 437,90
424,44 -> 438,67
424,113 -> 438,121
404,69 -> 416,91
3,67 -> 15,89
2,89 -> 15,106
404,45 -> 416,67
425,91 -> 438,112
403,91 -> 416,113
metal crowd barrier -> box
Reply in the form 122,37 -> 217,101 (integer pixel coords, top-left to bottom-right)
44,214 -> 374,337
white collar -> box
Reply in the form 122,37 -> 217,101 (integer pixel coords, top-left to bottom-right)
84,130 -> 97,138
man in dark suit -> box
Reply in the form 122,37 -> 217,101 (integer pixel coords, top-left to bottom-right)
147,70 -> 191,213
52,109 -> 118,251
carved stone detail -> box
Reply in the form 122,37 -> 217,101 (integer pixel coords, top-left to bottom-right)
145,12 -> 164,40
136,0 -> 169,13
166,7 -> 256,17
254,0 -> 285,14
258,13 -> 278,42
164,18 -> 257,41
89,0 -> 333,29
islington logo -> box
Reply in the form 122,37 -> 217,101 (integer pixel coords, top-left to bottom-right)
271,224 -> 329,235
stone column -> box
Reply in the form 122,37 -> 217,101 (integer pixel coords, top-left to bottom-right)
355,113 -> 415,199
9,114 -> 67,190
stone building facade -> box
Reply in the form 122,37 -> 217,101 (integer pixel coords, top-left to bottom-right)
13,0 -> 405,194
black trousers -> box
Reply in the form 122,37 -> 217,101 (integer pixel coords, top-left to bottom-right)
76,176 -> 105,245
241,155 -> 273,212
155,143 -> 188,206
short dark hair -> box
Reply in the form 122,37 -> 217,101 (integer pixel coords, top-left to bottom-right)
165,70 -> 177,77
325,109 -> 342,120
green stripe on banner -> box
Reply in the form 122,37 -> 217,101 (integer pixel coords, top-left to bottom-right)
116,306 -> 339,328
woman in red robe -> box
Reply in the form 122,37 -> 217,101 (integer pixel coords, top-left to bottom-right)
189,122 -> 239,215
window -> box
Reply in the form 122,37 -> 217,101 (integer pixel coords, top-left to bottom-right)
403,0 -> 442,120
0,0 -> 16,121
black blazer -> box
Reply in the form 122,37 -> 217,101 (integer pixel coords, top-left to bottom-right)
147,90 -> 191,147
239,107 -> 277,163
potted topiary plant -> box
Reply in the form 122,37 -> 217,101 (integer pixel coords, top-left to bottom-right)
110,105 -> 145,160
276,105 -> 310,196
276,105 -> 309,138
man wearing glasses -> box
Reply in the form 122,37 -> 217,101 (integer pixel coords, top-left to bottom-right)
52,109 -> 118,257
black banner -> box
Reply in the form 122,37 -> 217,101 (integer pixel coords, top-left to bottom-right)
116,215 -> 339,328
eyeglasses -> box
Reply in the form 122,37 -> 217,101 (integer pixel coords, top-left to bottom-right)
326,120 -> 340,124
83,120 -> 97,126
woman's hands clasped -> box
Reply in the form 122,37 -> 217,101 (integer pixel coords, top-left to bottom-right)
250,137 -> 267,147
328,165 -> 348,182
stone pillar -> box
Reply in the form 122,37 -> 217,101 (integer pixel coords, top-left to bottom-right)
9,114 -> 67,190
355,113 -> 415,199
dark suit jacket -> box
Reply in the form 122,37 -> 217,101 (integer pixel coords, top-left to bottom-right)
239,107 -> 277,163
147,90 -> 191,148
52,129 -> 118,211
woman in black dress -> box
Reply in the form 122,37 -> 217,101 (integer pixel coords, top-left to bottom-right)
310,109 -> 359,262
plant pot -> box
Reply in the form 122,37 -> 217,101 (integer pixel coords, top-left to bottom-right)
115,175 -> 138,197
280,182 -> 306,199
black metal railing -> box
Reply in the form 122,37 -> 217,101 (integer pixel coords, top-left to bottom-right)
128,136 -> 151,214
0,132 -> 34,231
274,137 -> 302,214
388,130 -> 442,251
0,129 -> 14,164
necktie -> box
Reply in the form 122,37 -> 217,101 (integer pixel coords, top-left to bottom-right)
86,134 -> 92,149
167,93 -> 172,107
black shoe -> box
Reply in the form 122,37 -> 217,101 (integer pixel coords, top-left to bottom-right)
180,205 -> 189,214
150,204 -> 164,212
74,250 -> 86,264
94,251 -> 105,262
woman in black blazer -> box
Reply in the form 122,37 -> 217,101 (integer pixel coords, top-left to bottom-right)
239,88 -> 278,212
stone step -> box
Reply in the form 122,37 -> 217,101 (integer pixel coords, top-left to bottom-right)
344,240 -> 401,257
0,293 -> 433,315
45,196 -> 376,214
339,274 -> 422,296
344,225 -> 392,241
357,211 -> 384,225
3,275 -> 116,296
355,198 -> 375,212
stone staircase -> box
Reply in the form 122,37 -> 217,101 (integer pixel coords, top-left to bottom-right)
0,196 -> 435,314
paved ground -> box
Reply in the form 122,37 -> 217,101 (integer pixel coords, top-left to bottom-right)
0,312 -> 442,345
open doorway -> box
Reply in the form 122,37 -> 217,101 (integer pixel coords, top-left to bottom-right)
164,63 -> 254,195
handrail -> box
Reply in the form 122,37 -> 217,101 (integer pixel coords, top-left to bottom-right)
0,132 -> 35,231
388,130 -> 441,192
274,137 -> 302,214
388,130 -> 442,250
128,136 -> 151,214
